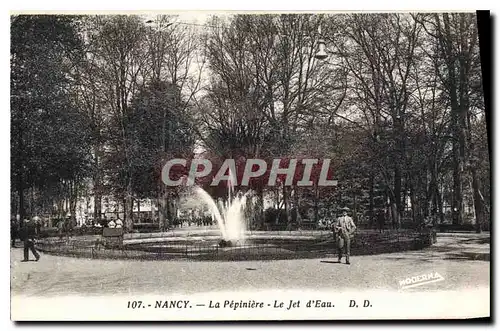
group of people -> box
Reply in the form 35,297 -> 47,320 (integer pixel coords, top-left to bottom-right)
171,216 -> 214,228
106,218 -> 123,228
10,215 -> 41,262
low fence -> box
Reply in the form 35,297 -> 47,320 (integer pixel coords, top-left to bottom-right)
36,229 -> 436,262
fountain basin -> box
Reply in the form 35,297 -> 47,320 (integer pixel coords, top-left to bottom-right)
36,230 -> 435,261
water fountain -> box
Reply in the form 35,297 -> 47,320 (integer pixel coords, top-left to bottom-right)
194,170 -> 249,247
38,167 -> 433,260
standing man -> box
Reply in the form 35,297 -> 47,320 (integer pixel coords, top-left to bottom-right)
333,207 -> 357,265
33,216 -> 42,236
20,217 -> 40,262
10,215 -> 19,248
377,209 -> 385,233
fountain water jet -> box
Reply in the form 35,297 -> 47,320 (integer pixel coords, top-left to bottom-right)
194,170 -> 249,244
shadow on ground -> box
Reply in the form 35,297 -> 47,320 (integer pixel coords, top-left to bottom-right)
443,252 -> 490,261
382,233 -> 490,263
320,260 -> 342,264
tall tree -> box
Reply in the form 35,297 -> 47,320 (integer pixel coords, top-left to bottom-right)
330,14 -> 422,228
420,13 -> 485,226
11,15 -> 91,222
85,15 -> 149,229
128,80 -> 196,228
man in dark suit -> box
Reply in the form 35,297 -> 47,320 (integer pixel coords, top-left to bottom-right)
333,207 -> 357,265
20,217 -> 40,262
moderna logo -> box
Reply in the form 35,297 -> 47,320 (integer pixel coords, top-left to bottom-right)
399,272 -> 445,289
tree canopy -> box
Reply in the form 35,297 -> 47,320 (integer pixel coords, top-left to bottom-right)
10,13 -> 490,232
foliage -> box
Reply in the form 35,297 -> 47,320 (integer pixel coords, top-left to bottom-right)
10,13 -> 490,231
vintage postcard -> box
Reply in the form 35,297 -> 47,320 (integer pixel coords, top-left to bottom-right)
10,10 -> 490,321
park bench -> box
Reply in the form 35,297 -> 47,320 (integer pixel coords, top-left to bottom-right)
101,227 -> 124,248
299,219 -> 317,230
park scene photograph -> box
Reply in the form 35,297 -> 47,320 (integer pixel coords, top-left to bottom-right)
10,11 -> 490,321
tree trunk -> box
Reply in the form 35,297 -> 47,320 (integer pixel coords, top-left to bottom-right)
124,182 -> 133,231
452,150 -> 464,225
94,194 -> 101,223
137,199 -> 141,222
394,165 -> 402,217
283,185 -> 292,229
409,181 -> 417,224
427,164 -> 438,218
166,192 -> 172,228
30,186 -> 35,218
172,195 -> 178,222
157,195 -> 162,230
16,113 -> 26,224
64,180 -> 69,215
390,202 -> 399,229
256,186 -> 264,229
17,181 -> 25,225
294,186 -> 302,228
69,180 -> 77,227
313,185 -> 319,223
130,197 -> 135,224
57,196 -> 64,223
275,186 -> 281,225
353,189 -> 357,223
436,184 -> 445,224
387,188 -> 400,229
159,190 -> 169,230
86,196 -> 91,225
93,150 -> 102,223
421,167 -> 429,219
471,168 -> 484,233
439,13 -> 465,225
369,172 -> 374,227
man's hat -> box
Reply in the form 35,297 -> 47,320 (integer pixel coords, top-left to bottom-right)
340,207 -> 350,211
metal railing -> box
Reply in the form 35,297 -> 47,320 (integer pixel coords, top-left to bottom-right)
36,229 -> 436,262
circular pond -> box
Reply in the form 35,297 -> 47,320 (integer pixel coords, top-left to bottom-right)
36,229 -> 435,261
